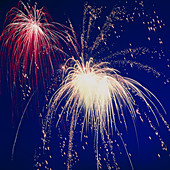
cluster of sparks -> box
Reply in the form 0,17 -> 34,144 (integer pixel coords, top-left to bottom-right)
0,1 -> 70,96
45,56 -> 166,169
0,0 -> 169,170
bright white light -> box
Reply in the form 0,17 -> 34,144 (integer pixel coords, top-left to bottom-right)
48,57 -> 164,133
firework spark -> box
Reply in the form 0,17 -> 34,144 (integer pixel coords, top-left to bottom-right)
0,1 -> 70,95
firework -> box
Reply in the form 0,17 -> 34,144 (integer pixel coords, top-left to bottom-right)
0,1 -> 70,96
45,57 -> 165,169
0,1 -> 77,160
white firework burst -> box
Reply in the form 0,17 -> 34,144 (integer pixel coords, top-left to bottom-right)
46,57 -> 165,169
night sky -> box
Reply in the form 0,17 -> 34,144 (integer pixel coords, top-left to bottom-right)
0,0 -> 170,170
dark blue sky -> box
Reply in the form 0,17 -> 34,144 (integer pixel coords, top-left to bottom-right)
0,0 -> 170,170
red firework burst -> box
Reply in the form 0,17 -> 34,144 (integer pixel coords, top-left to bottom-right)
0,1 -> 70,96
